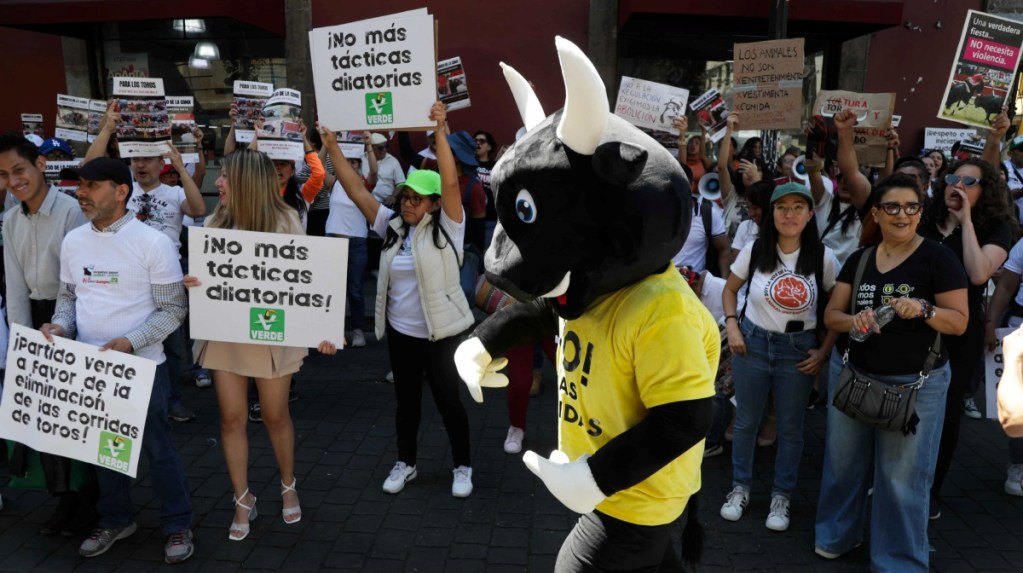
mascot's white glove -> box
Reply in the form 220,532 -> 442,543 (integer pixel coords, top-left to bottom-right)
523,449 -> 607,514
454,337 -> 509,403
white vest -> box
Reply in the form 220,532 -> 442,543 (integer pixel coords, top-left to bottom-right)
374,212 -> 473,341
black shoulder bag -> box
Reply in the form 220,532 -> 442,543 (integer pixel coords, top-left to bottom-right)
831,246 -> 941,435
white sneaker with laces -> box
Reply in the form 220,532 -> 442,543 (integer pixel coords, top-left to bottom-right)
452,466 -> 473,498
719,486 -> 749,521
765,495 -> 790,531
1006,464 -> 1023,497
504,426 -> 524,454
351,329 -> 366,348
963,398 -> 982,419
382,461 -> 417,494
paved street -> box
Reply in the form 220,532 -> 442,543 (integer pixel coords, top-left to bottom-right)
1,319 -> 1021,571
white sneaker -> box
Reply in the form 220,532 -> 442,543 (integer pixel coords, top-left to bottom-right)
350,329 -> 366,348
385,371 -> 394,383
452,466 -> 473,498
720,486 -> 749,521
503,427 -> 524,454
382,461 -> 417,494
1006,464 -> 1023,497
963,398 -> 982,419
765,495 -> 790,531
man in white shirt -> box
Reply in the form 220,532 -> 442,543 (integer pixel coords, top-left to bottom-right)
673,197 -> 730,276
365,132 -> 406,204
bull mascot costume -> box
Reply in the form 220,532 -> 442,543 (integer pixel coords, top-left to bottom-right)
454,37 -> 718,571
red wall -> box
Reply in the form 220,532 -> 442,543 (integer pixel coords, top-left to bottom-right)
312,0 -> 590,151
0,27 -> 67,135
863,0 -> 985,153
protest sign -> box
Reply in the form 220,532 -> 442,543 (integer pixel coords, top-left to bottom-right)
732,38 -> 804,130
309,9 -> 437,131
690,88 -> 730,143
21,113 -> 44,138
939,10 -> 1023,129
44,160 -> 81,198
55,95 -> 91,143
233,80 -> 274,144
167,96 -> 199,164
813,90 -> 895,166
258,88 -> 304,162
188,227 -> 347,348
925,127 -> 978,153
87,100 -> 106,143
0,324 -> 156,477
891,114 -> 902,128
112,77 -> 170,158
438,57 -> 471,111
614,76 -> 689,135
986,327 -> 1015,421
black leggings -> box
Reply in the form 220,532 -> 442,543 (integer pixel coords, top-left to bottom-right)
386,324 -> 471,468
555,511 -> 683,573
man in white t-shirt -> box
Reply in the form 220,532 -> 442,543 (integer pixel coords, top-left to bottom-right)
673,197 -> 730,276
365,133 -> 406,204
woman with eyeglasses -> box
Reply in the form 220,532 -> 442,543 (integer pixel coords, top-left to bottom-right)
320,102 -> 476,498
720,182 -> 838,532
917,158 -> 1017,518
814,172 -> 968,571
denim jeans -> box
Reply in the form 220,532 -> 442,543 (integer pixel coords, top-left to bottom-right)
730,319 -> 815,497
815,355 -> 950,573
96,363 -> 193,534
346,237 -> 368,332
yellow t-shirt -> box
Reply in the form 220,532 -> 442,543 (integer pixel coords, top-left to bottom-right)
557,266 -> 718,525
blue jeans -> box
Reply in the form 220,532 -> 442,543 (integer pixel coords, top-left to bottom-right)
346,237 -> 368,331
730,319 -> 815,497
96,363 -> 193,534
815,355 -> 950,573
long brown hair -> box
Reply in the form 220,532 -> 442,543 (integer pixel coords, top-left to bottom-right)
209,149 -> 295,233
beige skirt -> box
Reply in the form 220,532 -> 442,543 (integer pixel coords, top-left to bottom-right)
194,340 -> 307,379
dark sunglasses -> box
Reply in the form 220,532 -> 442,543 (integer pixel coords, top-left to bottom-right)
877,202 -> 922,216
944,174 -> 980,187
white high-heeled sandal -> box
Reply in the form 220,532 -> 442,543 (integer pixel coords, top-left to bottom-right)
281,478 -> 301,524
229,489 -> 257,541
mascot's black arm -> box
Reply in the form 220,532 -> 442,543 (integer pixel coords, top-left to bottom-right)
589,398 -> 713,496
473,298 -> 559,357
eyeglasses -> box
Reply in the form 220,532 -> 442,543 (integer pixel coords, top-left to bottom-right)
877,201 -> 922,216
773,204 -> 808,215
399,194 -> 424,206
944,174 -> 980,187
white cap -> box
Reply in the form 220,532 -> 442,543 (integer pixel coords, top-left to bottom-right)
369,133 -> 388,145
25,134 -> 44,147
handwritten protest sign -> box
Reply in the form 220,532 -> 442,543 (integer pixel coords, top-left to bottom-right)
167,96 -> 199,163
233,80 -> 274,144
188,227 -> 347,348
309,9 -> 437,131
112,76 -> 170,158
732,38 -> 804,130
924,127 -> 978,153
939,10 -> 1023,129
21,113 -> 43,138
614,76 -> 689,135
690,88 -> 730,143
0,324 -> 156,477
986,327 -> 1015,421
258,88 -> 304,162
438,56 -> 470,111
813,90 -> 895,166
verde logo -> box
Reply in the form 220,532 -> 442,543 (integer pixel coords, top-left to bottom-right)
97,431 -> 132,473
366,92 -> 394,125
250,308 -> 285,342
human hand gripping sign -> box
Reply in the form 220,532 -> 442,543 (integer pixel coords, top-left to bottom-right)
453,337 -> 509,403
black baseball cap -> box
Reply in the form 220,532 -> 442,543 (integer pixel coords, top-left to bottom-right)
60,157 -> 132,187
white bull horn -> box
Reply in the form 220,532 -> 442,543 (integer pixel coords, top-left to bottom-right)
555,35 -> 607,155
500,62 -> 546,131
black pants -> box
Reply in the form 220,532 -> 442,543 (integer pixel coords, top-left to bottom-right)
555,511 -> 684,573
386,324 -> 471,468
306,208 -> 328,237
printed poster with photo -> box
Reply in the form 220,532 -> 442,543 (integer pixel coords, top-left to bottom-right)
55,95 -> 91,143
309,8 -> 437,131
614,76 -> 689,135
437,57 -> 470,111
233,80 -> 274,144
258,88 -> 304,162
87,100 -> 106,143
21,114 -> 44,138
167,96 -> 199,164
938,10 -> 1023,128
112,76 -> 171,158
689,88 -> 730,143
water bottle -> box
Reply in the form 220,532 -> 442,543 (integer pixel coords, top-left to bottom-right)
849,304 -> 896,342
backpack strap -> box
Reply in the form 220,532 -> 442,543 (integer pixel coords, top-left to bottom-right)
701,199 -> 713,241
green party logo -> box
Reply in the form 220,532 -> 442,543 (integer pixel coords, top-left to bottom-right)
97,431 -> 132,473
250,308 -> 285,342
366,92 -> 394,125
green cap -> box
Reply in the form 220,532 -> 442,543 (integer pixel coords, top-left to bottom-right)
770,181 -> 813,204
398,169 -> 441,196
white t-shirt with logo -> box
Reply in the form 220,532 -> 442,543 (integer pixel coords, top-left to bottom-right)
730,241 -> 837,332
673,199 -> 726,271
129,183 -> 187,251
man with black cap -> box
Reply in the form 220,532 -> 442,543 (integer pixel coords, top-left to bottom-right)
43,157 -> 194,564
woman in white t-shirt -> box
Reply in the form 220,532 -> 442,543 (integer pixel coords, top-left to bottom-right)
321,102 -> 476,500
719,182 -> 838,533
730,180 -> 771,261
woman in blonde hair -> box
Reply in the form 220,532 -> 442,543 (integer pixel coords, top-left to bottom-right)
184,149 -> 338,541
